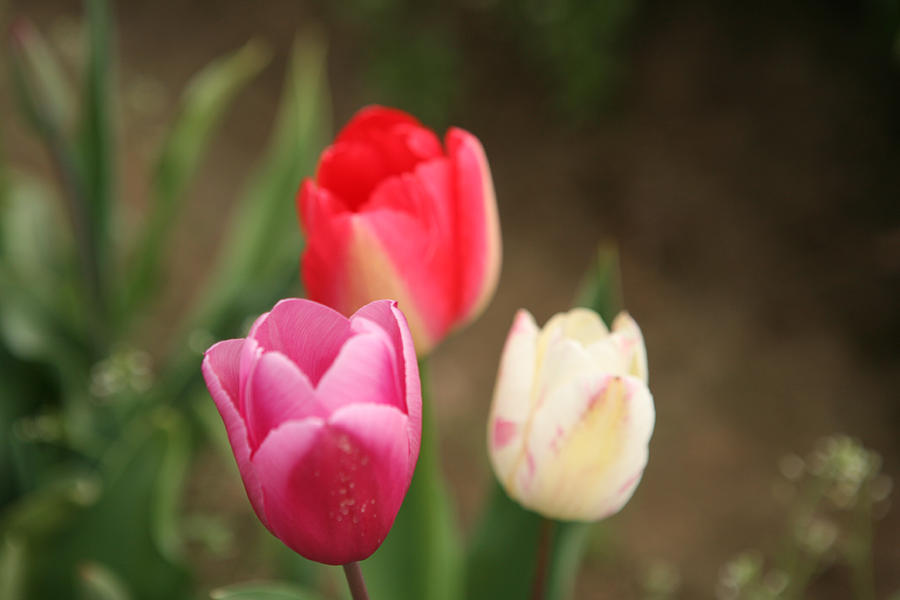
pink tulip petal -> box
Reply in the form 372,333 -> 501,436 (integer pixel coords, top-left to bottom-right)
247,298 -> 353,386
201,339 -> 267,526
315,319 -> 402,413
244,351 -> 326,450
353,301 -> 422,471
252,405 -> 410,564
446,127 -> 501,325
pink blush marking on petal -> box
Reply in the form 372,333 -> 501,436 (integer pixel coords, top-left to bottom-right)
617,470 -> 644,497
492,419 -> 519,450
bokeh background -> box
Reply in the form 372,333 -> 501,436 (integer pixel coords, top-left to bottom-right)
2,0 -> 899,598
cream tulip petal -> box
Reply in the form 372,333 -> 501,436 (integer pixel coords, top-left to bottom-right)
534,335 -> 596,401
515,374 -> 654,521
584,337 -> 629,376
488,309 -> 539,481
611,312 -> 648,383
560,307 -> 610,346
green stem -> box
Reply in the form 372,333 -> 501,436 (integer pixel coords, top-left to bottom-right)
342,562 -> 369,600
531,519 -> 556,600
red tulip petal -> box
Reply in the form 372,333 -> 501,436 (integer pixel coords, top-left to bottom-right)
244,351 -> 326,451
317,142 -> 390,211
297,179 -> 347,232
247,298 -> 353,386
252,405 -> 410,564
202,339 -> 267,526
336,105 -> 421,144
446,127 -> 501,324
357,160 -> 456,334
317,112 -> 443,211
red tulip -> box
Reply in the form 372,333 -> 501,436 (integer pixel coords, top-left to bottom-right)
297,106 -> 501,354
201,299 -> 422,565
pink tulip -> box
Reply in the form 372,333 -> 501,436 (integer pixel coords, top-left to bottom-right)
201,299 -> 422,565
297,106 -> 502,355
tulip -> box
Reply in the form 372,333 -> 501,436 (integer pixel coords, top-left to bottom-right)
297,106 -> 501,355
201,299 -> 422,565
488,308 -> 654,522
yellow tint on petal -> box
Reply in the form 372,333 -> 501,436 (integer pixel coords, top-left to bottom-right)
559,308 -> 610,345
524,377 -> 650,521
344,217 -> 436,355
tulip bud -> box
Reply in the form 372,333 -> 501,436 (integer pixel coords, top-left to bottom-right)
201,299 -> 422,564
488,308 -> 654,521
297,105 -> 501,355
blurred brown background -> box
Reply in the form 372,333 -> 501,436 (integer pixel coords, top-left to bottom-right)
4,0 -> 899,597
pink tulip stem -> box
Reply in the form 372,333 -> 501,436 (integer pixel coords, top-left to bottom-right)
342,562 -> 370,600
530,518 -> 556,600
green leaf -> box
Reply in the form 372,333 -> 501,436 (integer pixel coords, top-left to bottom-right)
0,475 -> 101,539
148,409 -> 191,563
575,241 -> 622,324
0,537 -> 26,600
7,20 -> 104,339
77,562 -> 133,600
465,482 -> 541,600
362,361 -> 462,600
155,32 -> 330,404
77,0 -> 113,313
7,19 -> 76,132
23,409 -> 192,600
209,581 -> 323,600
192,33 -> 329,335
121,39 -> 271,318
465,242 -> 624,600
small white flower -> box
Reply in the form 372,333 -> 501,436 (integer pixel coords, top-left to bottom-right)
487,307 -> 655,521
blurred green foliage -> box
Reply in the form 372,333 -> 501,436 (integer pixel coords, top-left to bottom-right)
0,1 -> 330,597
716,435 -> 891,600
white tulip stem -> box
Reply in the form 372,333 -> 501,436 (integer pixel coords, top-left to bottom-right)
530,518 -> 556,600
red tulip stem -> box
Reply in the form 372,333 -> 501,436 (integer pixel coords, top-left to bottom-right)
342,561 -> 370,600
530,518 -> 556,600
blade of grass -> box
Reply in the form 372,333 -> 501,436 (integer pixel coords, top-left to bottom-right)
8,22 -> 105,351
154,33 -> 330,404
77,0 -> 113,325
120,39 -> 271,322
193,33 -> 329,331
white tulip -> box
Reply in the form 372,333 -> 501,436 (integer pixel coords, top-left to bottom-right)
488,308 -> 655,521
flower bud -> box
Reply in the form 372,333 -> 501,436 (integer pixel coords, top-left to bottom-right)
488,308 -> 654,521
202,299 -> 422,564
297,106 -> 501,355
